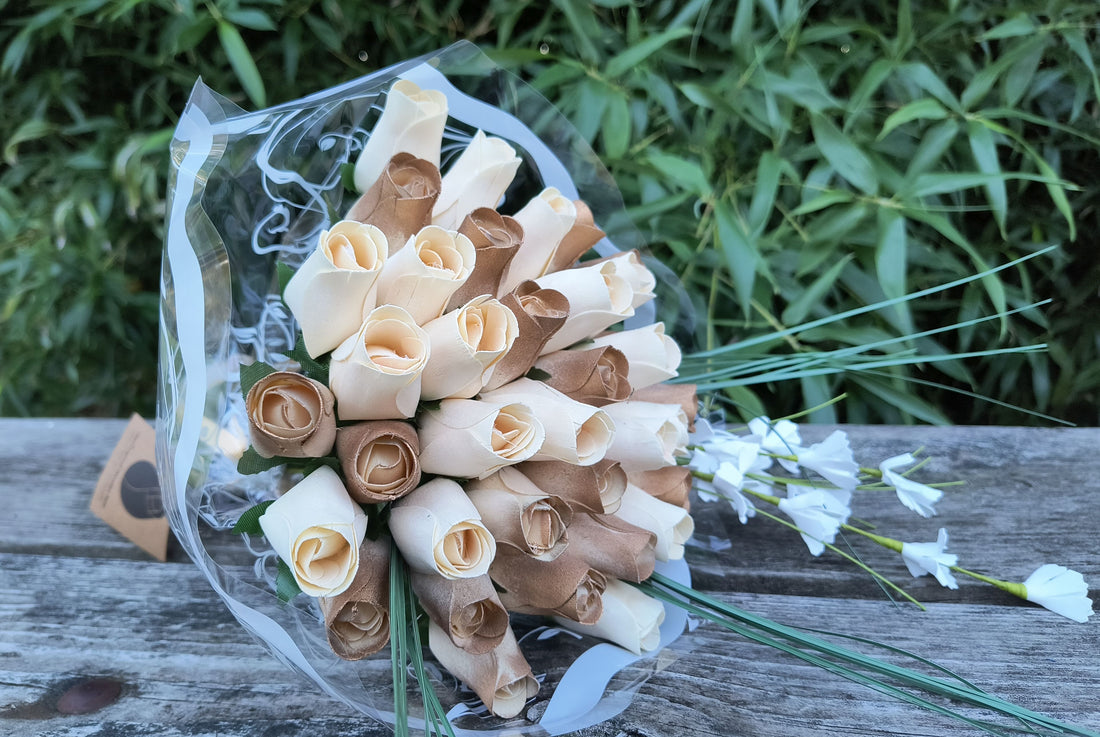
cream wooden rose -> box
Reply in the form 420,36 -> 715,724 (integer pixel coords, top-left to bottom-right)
376,225 -> 475,325
499,187 -> 577,293
613,482 -> 694,561
601,400 -> 689,472
419,295 -> 519,400
416,398 -> 545,479
283,221 -> 388,358
328,305 -> 429,420
353,80 -> 448,193
257,466 -> 368,597
554,578 -> 665,655
480,378 -> 615,466
389,478 -> 497,579
535,261 -> 635,354
432,130 -> 522,230
590,322 -> 682,390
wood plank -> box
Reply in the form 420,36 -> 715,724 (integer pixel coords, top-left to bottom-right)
2,551 -> 1097,736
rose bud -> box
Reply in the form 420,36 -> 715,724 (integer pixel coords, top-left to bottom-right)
533,345 -> 632,406
328,304 -> 429,420
411,572 -> 508,655
283,220 -> 388,358
389,478 -> 496,579
602,400 -> 689,472
517,458 -> 627,515
417,398 -> 546,480
376,225 -> 475,325
480,378 -> 615,467
319,536 -> 391,660
546,199 -> 606,274
631,382 -> 697,429
353,80 -> 447,193
614,483 -> 694,562
535,261 -> 634,354
604,250 -> 656,308
427,622 -> 538,719
628,466 -> 693,511
466,467 -> 572,562
499,187 -> 577,293
345,152 -> 441,255
335,421 -> 420,503
491,544 -> 607,625
554,579 -> 665,655
482,280 -> 569,391
432,130 -> 522,230
445,208 -> 524,311
590,322 -> 682,391
258,466 -> 368,597
245,370 -> 337,458
420,296 -> 519,400
566,512 -> 657,583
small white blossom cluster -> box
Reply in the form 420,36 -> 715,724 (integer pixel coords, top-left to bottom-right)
687,416 -> 1093,622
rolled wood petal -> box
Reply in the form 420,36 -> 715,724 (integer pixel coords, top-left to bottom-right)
420,296 -> 519,400
628,466 -> 693,511
614,483 -> 694,562
432,130 -> 522,231
490,544 -> 606,624
533,345 -> 631,406
427,621 -> 538,719
466,467 -> 572,561
417,398 -> 545,479
354,80 -> 447,193
246,371 -> 336,458
554,579 -> 665,655
335,421 -> 420,503
515,459 -> 626,516
345,152 -> 441,255
482,281 -> 569,391
319,536 -> 391,660
602,400 -> 689,472
629,382 -> 697,429
546,199 -> 605,274
411,572 -> 508,655
590,323 -> 682,391
566,512 -> 657,583
446,208 -> 524,311
499,187 -> 576,293
389,478 -> 496,579
535,261 -> 634,354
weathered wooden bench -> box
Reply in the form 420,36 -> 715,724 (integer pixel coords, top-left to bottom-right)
2,418 -> 1097,736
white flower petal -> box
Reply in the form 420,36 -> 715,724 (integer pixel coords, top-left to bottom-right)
777,489 -> 850,557
880,453 -> 942,518
1023,564 -> 1094,623
795,430 -> 859,497
900,528 -> 958,589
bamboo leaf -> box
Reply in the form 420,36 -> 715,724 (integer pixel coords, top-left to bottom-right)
879,98 -> 950,140
714,200 -> 757,319
966,120 -> 1007,235
874,210 -> 911,332
977,13 -> 1037,41
605,27 -> 691,78
601,90 -> 631,159
810,114 -> 878,195
217,21 -> 267,108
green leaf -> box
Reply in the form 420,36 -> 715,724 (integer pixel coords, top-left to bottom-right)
4,120 -> 57,165
572,78 -> 610,143
275,559 -> 302,602
1063,29 -> 1100,108
748,151 -> 781,234
977,14 -> 1036,41
601,90 -> 631,159
224,8 -> 276,32
217,21 -> 267,109
714,201 -> 757,319
878,98 -> 950,140
791,191 -> 854,216
277,262 -> 295,300
239,360 -> 277,399
846,60 -> 895,130
810,114 -> 877,195
231,500 -> 274,535
966,120 -> 1007,235
286,335 -> 329,384
1003,39 -> 1045,107
895,63 -> 961,112
874,210 -> 912,333
781,254 -> 851,326
605,27 -> 691,78
645,151 -> 710,197
236,447 -> 289,475
852,374 -> 951,425
905,119 -> 959,176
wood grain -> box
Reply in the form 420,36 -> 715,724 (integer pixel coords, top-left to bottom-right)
1,419 -> 1097,737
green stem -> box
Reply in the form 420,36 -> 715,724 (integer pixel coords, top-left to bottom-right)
840,523 -> 904,554
952,566 -> 1028,599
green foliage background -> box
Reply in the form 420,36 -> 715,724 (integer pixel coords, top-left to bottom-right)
1,0 -> 1097,424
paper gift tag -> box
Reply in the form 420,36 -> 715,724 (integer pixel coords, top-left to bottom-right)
90,413 -> 169,561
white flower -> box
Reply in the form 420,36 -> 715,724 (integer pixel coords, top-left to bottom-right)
1023,564 -> 1094,623
777,489 -> 851,557
880,453 -> 942,518
900,528 -> 958,589
794,430 -> 859,502
708,440 -> 763,524
747,416 -> 801,473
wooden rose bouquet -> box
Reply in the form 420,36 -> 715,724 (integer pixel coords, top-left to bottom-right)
159,43 -> 1094,737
